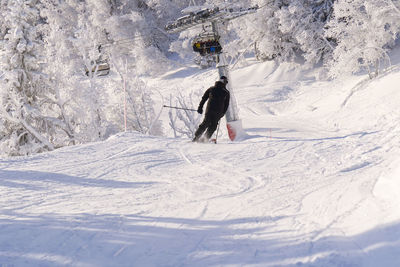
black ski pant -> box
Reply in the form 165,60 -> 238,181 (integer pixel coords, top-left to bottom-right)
194,113 -> 220,141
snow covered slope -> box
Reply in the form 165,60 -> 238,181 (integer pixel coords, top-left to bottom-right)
1,57 -> 400,266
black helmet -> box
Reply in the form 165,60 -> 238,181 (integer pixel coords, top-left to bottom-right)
220,75 -> 228,84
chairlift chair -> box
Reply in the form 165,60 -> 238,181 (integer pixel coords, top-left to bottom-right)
85,59 -> 110,77
192,32 -> 222,56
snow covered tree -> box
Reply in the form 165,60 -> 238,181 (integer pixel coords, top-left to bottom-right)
0,0 -> 8,39
39,0 -> 164,145
39,0 -> 85,146
235,0 -> 334,65
0,0 -> 56,156
40,0 -> 108,145
72,0 -> 114,141
326,0 -> 400,78
43,0 -> 125,142
98,1 -> 165,134
111,57 -> 162,135
167,89 -> 202,139
275,0 -> 335,66
233,1 -> 295,62
126,77 -> 159,134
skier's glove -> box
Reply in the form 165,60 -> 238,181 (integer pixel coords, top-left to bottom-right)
197,107 -> 203,114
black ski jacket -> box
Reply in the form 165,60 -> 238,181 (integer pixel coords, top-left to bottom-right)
198,81 -> 230,119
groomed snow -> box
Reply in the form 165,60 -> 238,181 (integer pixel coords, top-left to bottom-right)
1,56 -> 400,266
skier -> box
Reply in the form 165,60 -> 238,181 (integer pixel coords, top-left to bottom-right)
193,76 -> 230,142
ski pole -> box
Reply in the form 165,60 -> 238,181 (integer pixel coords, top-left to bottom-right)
163,105 -> 197,112
214,120 -> 221,144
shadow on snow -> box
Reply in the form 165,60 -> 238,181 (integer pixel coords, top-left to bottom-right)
0,212 -> 399,266
0,170 -> 157,190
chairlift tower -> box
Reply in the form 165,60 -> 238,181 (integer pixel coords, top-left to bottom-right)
165,4 -> 258,141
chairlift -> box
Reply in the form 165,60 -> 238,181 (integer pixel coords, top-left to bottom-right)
165,6 -> 220,32
192,32 -> 222,56
84,45 -> 111,77
176,14 -> 193,26
85,59 -> 110,77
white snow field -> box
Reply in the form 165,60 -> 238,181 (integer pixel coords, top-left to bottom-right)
1,55 -> 400,267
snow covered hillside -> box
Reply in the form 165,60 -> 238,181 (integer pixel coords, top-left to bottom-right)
1,56 -> 400,266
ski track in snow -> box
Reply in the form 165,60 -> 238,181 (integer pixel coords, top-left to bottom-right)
2,60 -> 400,266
